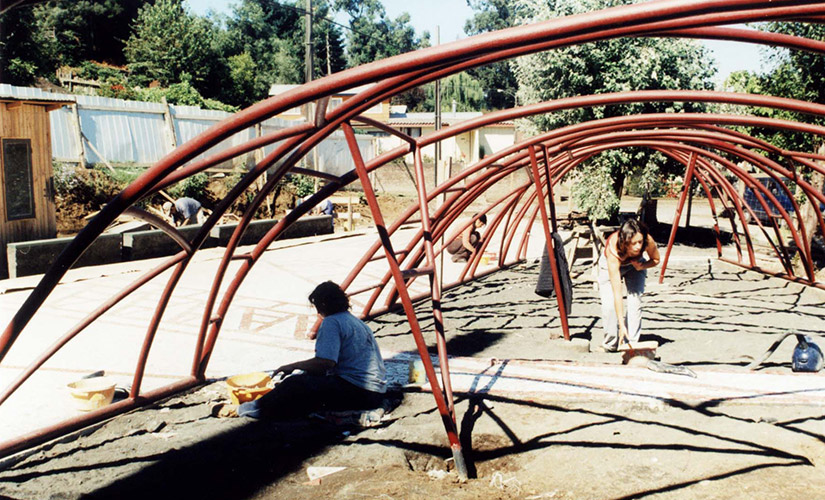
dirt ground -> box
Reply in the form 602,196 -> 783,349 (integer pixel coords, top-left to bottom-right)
1,228 -> 824,500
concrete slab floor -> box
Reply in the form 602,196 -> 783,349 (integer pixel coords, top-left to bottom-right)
0,214 -> 823,458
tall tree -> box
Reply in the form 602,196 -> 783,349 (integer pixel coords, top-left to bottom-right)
125,0 -> 221,90
464,0 -> 519,110
434,72 -> 486,112
223,0 -> 346,104
334,0 -> 429,68
34,0 -> 148,68
0,5 -> 52,84
512,0 -> 715,220
752,22 -> 825,266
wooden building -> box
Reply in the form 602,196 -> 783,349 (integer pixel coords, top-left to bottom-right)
0,92 -> 74,278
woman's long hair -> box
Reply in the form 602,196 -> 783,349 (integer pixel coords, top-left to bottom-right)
616,218 -> 649,259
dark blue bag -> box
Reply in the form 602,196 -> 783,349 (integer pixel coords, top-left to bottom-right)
792,335 -> 824,373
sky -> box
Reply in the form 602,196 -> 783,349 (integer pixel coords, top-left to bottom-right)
187,0 -> 766,84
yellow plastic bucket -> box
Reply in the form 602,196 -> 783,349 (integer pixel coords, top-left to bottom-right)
480,252 -> 497,265
67,377 -> 116,412
225,372 -> 273,404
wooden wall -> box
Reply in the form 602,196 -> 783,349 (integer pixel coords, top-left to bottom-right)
0,101 -> 58,277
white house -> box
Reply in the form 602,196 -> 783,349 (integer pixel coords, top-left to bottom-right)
379,106 -> 516,167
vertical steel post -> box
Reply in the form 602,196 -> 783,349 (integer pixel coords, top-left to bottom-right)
342,123 -> 467,480
659,152 -> 698,283
413,146 -> 456,420
529,145 -> 571,340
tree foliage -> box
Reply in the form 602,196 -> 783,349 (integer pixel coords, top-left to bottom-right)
34,0 -> 148,67
436,72 -> 486,112
222,0 -> 346,105
725,22 -> 825,155
0,6 -> 52,84
511,0 -> 716,220
1,0 -> 429,110
335,0 -> 429,67
464,0 -> 519,110
125,0 -> 221,90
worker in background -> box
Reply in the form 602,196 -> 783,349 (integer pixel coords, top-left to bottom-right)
163,197 -> 206,226
301,194 -> 336,231
446,213 -> 487,263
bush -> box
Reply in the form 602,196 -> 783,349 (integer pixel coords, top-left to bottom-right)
134,80 -> 238,112
571,163 -> 620,222
287,173 -> 315,198
167,172 -> 210,202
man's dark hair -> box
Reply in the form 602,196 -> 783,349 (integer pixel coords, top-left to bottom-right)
476,213 -> 487,225
309,281 -> 350,317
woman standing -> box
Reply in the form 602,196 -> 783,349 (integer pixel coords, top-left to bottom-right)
598,219 -> 660,352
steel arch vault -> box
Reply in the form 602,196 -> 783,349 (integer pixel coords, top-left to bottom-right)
4,0 -> 825,474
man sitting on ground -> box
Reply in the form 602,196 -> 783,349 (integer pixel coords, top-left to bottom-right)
213,281 -> 387,419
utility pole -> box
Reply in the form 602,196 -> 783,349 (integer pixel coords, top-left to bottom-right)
305,0 -> 319,190
434,26 -> 444,290
434,25 -> 441,183
304,0 -> 313,84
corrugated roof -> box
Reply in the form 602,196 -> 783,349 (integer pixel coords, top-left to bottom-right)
269,82 -> 377,97
0,84 -> 75,104
387,118 -> 514,127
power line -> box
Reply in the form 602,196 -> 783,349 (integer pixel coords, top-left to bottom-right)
265,0 -> 390,46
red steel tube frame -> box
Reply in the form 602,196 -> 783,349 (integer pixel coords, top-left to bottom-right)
4,1 -> 825,462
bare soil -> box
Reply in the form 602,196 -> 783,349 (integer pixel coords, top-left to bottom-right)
1,245 -> 824,500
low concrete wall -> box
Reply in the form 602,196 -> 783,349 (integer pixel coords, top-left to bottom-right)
210,215 -> 333,247
7,233 -> 123,279
6,216 -> 334,278
123,225 -> 217,261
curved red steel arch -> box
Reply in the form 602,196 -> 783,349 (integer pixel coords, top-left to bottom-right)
3,0 -> 825,473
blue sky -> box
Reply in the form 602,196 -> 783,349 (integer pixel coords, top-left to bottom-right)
187,0 -> 765,83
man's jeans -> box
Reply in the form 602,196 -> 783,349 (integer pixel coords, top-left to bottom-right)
238,373 -> 384,419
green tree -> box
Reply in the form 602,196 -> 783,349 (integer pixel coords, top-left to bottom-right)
512,0 -> 715,221
125,0 -> 221,90
464,0 -> 519,110
747,23 -> 825,154
434,72 -> 486,112
224,52 -> 259,106
34,0 -> 148,68
0,5 -> 52,84
223,0 -> 346,104
335,0 -> 429,67
750,23 -> 825,267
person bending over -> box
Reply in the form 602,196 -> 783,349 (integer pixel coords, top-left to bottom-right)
163,197 -> 205,226
446,213 -> 487,263
598,218 -> 660,352
215,281 -> 387,419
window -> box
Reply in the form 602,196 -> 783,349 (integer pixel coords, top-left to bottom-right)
328,97 -> 343,111
2,138 -> 35,221
282,105 -> 303,116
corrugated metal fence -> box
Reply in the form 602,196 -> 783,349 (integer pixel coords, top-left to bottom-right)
2,84 -> 375,174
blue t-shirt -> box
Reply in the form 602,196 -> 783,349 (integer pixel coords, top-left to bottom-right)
315,311 -> 387,393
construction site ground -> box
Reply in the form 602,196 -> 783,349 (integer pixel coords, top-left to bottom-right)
0,198 -> 824,499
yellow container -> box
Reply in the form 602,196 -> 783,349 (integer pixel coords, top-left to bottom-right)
408,359 -> 427,384
67,377 -> 116,412
480,252 -> 497,265
225,372 -> 273,404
